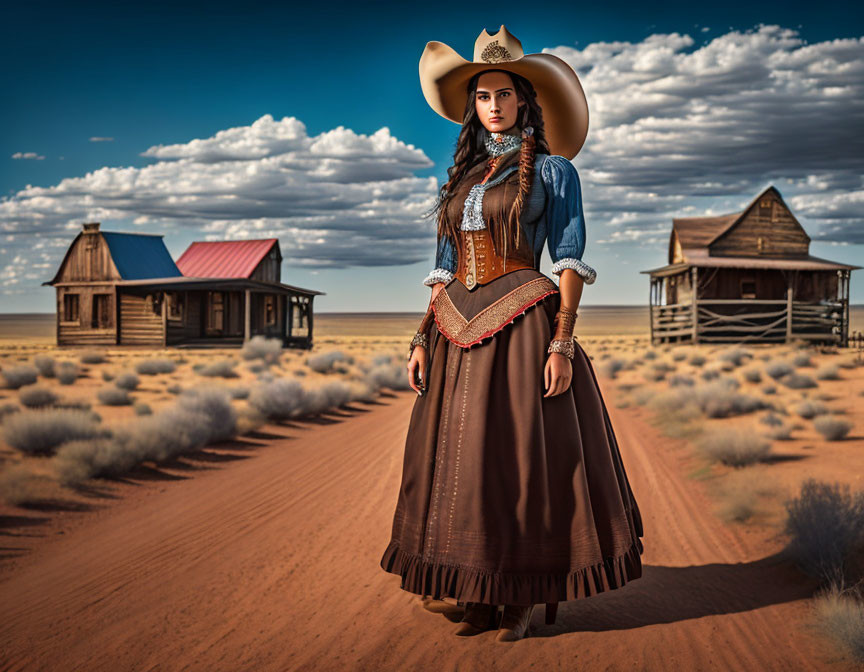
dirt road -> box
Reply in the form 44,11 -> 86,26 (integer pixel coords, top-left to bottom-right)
0,384 -> 834,671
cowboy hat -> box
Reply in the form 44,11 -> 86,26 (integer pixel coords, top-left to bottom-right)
419,25 -> 589,160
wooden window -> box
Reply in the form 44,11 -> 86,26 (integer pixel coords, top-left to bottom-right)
264,295 -> 276,326
62,293 -> 79,323
91,293 -> 112,329
740,279 -> 757,299
167,291 -> 184,321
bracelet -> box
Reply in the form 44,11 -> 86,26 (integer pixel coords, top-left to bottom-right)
547,338 -> 575,360
407,331 -> 429,360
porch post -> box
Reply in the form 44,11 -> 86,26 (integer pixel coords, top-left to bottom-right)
691,266 -> 699,344
244,289 -> 251,342
648,277 -> 655,346
785,283 -> 793,343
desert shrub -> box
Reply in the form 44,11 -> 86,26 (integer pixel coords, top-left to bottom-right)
600,359 -> 627,379
114,373 -> 140,390
691,380 -> 765,418
783,479 -> 864,584
759,412 -> 784,427
688,354 -> 706,367
19,385 -> 59,408
643,350 -> 657,360
643,367 -> 667,382
792,352 -> 813,367
241,336 -> 283,364
104,387 -> 237,466
668,374 -> 695,387
56,362 -> 80,385
366,363 -> 412,391
53,438 -> 133,486
166,384 -> 183,395
780,373 -> 818,390
297,380 -> 355,416
2,408 -> 106,456
838,357 -> 860,370
765,360 -> 795,380
371,353 -> 396,367
228,386 -> 250,400
694,428 -> 771,467
80,351 -> 107,364
767,423 -> 794,440
134,402 -> 153,416
247,363 -> 266,374
248,378 -> 305,419
1,365 -> 38,389
97,386 -> 133,406
718,348 -> 752,367
793,400 -> 829,419
816,364 -> 841,381
742,368 -> 762,383
136,358 -> 177,375
101,370 -> 115,382
306,350 -> 354,374
0,402 -> 21,422
672,350 -> 688,362
0,465 -> 47,505
810,584 -> 864,664
700,369 -> 720,381
813,416 -> 853,441
33,355 -> 56,378
762,384 -> 777,395
195,359 -> 239,378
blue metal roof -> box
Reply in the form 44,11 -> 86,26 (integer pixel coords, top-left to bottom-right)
102,232 -> 182,280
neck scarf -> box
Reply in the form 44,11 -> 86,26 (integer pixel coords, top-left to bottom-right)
483,127 -> 522,157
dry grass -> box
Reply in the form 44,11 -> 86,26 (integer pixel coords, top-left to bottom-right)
783,479 -> 864,584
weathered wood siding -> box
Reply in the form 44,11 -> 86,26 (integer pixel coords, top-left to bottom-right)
119,292 -> 164,346
55,232 -> 121,283
250,248 -> 281,283
56,285 -> 118,345
710,193 -> 809,258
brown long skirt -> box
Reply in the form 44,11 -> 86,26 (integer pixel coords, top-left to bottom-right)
379,268 -> 644,606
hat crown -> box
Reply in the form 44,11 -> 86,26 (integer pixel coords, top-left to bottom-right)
472,25 -> 524,64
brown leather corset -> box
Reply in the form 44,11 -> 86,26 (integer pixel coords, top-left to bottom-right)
455,227 -> 536,290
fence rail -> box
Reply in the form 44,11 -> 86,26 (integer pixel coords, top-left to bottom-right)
651,299 -> 848,345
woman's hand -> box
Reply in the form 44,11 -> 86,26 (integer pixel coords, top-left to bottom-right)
407,345 -> 428,395
543,352 -> 572,397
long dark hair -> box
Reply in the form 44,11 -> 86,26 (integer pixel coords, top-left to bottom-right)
427,69 -> 551,259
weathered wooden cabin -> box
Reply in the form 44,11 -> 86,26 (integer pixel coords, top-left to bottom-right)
641,186 -> 859,346
43,222 -> 324,348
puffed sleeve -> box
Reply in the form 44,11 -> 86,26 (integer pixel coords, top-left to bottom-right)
541,154 -> 596,284
422,230 -> 457,287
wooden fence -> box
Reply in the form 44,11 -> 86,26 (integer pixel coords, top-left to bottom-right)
651,298 -> 849,345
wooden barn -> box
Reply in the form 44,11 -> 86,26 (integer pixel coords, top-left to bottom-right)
43,222 -> 324,348
642,186 -> 859,346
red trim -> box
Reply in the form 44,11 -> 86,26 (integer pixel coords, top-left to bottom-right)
432,288 -> 559,349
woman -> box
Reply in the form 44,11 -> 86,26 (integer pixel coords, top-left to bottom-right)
379,26 -> 644,642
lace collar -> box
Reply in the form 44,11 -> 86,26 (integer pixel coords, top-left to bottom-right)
483,127 -> 522,157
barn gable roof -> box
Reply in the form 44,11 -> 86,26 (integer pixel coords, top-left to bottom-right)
176,239 -> 280,279
670,186 -> 807,263
43,228 -> 182,285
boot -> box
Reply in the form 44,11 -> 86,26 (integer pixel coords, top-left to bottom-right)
496,604 -> 535,642
453,601 -> 500,636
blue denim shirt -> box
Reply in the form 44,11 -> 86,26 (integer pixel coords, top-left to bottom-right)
423,153 -> 597,286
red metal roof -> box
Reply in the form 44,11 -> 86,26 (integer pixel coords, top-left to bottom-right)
176,238 -> 279,279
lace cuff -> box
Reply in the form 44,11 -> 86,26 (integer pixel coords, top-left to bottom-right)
423,267 -> 454,287
551,258 -> 596,284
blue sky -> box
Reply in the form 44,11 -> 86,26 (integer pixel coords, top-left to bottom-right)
2,1 -> 863,312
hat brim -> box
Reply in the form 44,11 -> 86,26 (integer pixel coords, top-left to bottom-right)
419,41 -> 589,160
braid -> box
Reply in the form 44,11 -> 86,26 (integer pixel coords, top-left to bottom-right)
507,128 -> 537,250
